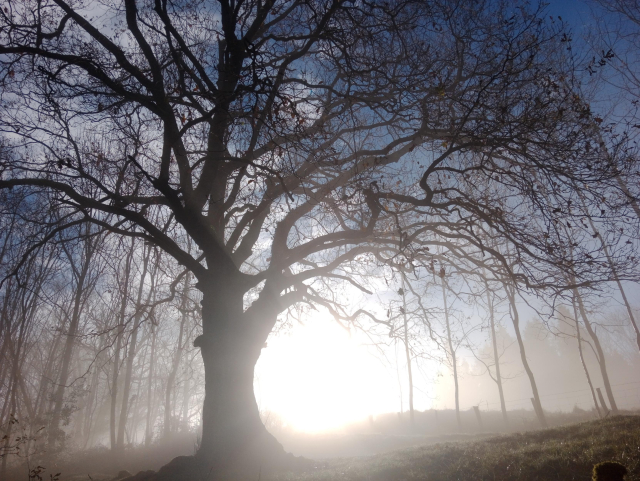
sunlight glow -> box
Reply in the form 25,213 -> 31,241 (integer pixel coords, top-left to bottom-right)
255,316 -> 399,432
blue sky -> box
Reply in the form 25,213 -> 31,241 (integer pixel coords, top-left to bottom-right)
546,0 -> 594,24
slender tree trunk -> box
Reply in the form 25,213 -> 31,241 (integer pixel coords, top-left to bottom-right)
110,326 -> 123,452
441,276 -> 461,430
180,298 -> 193,430
83,338 -> 105,448
164,274 -> 190,439
0,360 -> 16,429
117,325 -> 139,448
600,237 -> 639,352
578,196 -> 640,353
0,305 -> 11,423
17,360 -> 34,422
34,326 -> 63,426
1,281 -> 33,476
130,360 -> 146,444
395,340 -> 404,414
400,275 -> 414,429
609,265 -> 640,353
0,288 -> 21,429
49,256 -> 91,448
0,381 -> 16,479
110,243 -> 134,454
505,285 -> 547,427
181,372 -> 191,431
0,346 -> 7,417
573,288 -> 618,413
117,247 -> 150,450
570,295 -> 602,418
145,323 -> 157,447
486,284 -> 508,426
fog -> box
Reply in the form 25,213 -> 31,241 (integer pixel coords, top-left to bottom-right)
256,304 -> 640,431
1,0 -> 640,479
0,226 -> 638,480
2,250 -> 638,475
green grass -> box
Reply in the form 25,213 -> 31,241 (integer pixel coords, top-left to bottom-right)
274,415 -> 640,480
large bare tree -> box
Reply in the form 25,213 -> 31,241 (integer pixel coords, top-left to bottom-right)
0,0 -> 632,477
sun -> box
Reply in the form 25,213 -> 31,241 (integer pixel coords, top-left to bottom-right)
255,314 -> 399,432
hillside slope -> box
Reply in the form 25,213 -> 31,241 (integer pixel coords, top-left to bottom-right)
275,415 -> 640,480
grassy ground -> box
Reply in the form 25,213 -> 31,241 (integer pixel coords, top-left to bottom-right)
274,415 -> 640,480
5,415 -> 638,480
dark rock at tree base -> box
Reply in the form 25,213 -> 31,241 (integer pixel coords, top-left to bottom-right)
121,452 -> 312,481
592,461 -> 628,481
120,456 -> 195,481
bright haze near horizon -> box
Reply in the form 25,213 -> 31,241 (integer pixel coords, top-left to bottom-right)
253,291 -> 640,434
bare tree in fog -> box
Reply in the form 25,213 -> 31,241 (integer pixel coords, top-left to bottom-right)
504,279 -> 548,427
0,0 -> 636,477
116,241 -> 154,453
438,267 -> 463,430
164,272 -> 191,440
398,273 -> 415,429
49,223 -> 103,450
560,303 -> 603,417
0,209 -> 60,476
587,0 -> 640,349
109,237 -> 135,454
479,276 -> 510,426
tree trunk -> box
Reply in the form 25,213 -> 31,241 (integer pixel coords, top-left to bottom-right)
581,200 -> 640,353
602,241 -> 640,353
194,282 -> 286,478
0,382 -> 16,479
1,282 -> 32,477
110,326 -> 122,452
573,288 -> 618,414
145,323 -> 157,447
130,363 -> 145,444
83,337 -> 105,448
400,275 -> 414,429
163,274 -> 190,439
486,283 -> 508,426
111,240 -> 135,454
49,257 -> 91,448
117,247 -> 150,450
441,277 -> 461,430
34,326 -> 63,427
570,295 -> 602,418
506,285 -> 547,427
181,371 -> 191,431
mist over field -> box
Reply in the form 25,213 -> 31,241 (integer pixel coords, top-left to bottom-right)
1,0 -> 640,480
